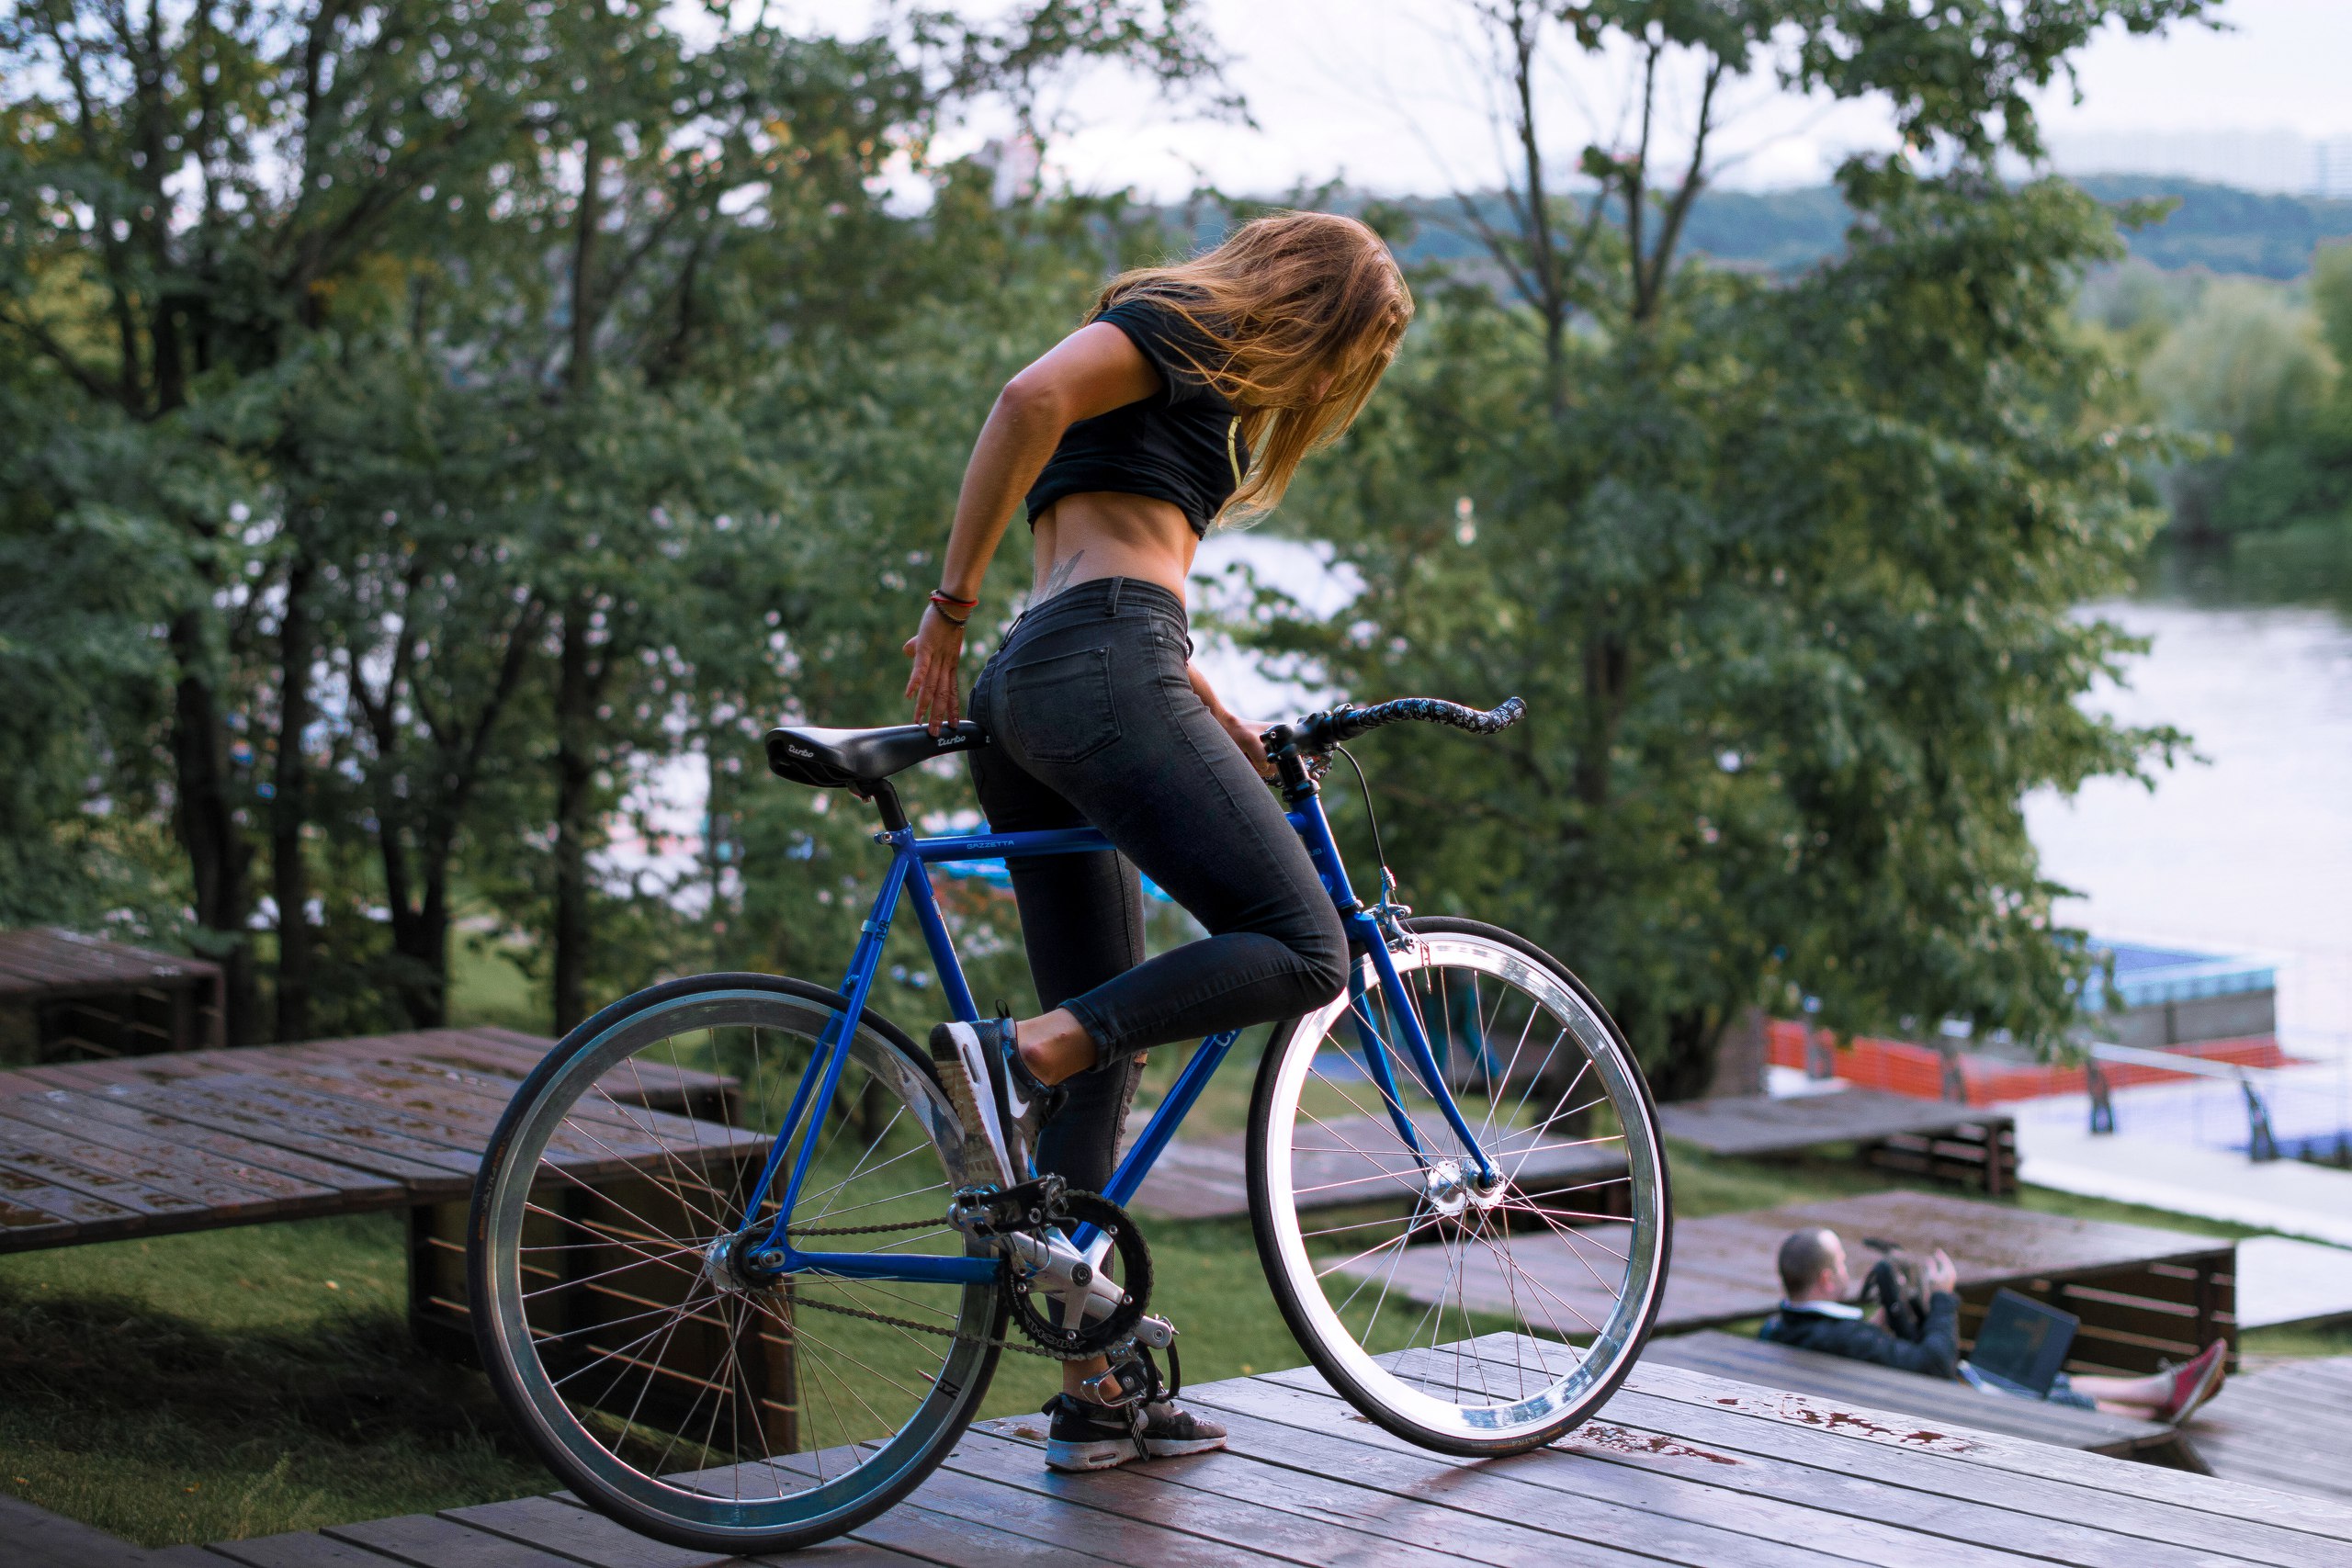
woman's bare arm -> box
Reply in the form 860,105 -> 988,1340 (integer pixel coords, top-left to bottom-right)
903,323 -> 1160,729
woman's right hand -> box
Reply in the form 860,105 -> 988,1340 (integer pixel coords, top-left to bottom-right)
903,605 -> 967,732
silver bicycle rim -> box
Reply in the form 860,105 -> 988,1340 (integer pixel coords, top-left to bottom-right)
476,987 -> 997,1540
1261,931 -> 1666,1442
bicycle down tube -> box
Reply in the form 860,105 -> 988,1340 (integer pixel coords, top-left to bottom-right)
745,789 -> 1497,1283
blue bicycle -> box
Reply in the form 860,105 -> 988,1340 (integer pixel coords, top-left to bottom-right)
469,695 -> 1670,1553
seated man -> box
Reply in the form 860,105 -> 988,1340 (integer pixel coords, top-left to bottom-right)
1761,1225 -> 1962,1377
1760,1226 -> 2227,1421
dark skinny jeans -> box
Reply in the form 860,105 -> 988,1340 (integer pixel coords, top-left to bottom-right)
967,577 -> 1350,1194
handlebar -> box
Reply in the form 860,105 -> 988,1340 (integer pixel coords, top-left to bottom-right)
1264,695 -> 1526,761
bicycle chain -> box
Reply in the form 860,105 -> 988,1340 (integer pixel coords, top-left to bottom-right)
776,1215 -> 1094,1361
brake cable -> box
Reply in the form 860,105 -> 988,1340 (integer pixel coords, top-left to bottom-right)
1335,741 -> 1411,943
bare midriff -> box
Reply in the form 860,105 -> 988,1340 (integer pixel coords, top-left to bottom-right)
1031,490 -> 1199,605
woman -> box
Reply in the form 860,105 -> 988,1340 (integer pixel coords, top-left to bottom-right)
901,210 -> 1413,1471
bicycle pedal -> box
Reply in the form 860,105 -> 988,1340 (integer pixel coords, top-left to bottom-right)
946,1174 -> 1070,1239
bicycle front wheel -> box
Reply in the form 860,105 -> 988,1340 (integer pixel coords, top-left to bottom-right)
469,973 -> 1003,1554
1249,918 -> 1669,1455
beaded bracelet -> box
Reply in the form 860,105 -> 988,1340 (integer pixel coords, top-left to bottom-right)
927,590 -> 972,626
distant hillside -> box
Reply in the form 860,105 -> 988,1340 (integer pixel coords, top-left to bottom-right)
1382,178 -> 2352,281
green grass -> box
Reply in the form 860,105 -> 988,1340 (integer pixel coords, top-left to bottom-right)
447,929 -> 548,1035
0,1215 -> 543,1549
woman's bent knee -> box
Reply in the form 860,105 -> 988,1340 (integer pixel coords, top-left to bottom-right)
1286,904 -> 1351,1010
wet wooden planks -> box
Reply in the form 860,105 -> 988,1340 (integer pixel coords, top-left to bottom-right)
2186,1352 -> 2352,1505
1337,1188 -> 2235,1373
1643,1328 -> 2197,1463
1658,1089 -> 2018,1195
0,925 -> 225,1056
178,1336 -> 2352,1566
0,1028 -> 755,1256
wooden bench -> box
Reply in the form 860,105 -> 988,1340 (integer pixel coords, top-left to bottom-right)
0,927 -> 223,1061
181,1331 -> 2352,1568
0,1027 -> 797,1451
1339,1189 -> 2235,1375
1642,1328 -> 2200,1467
1657,1088 -> 2018,1196
2185,1352 -> 2352,1505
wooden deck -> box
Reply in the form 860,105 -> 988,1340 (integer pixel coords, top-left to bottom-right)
2187,1352 -> 2352,1505
0,926 -> 224,1059
1657,1089 -> 2018,1196
1133,1117 -> 1631,1222
1339,1189 -> 2235,1374
1643,1329 -> 2197,1465
161,1334 -> 2352,1566
0,1027 -> 748,1252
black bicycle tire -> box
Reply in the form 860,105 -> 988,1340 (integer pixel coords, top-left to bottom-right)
1245,917 -> 1673,1457
466,971 -> 1007,1554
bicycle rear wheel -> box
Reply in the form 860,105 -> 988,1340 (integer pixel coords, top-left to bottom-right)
1248,917 -> 1669,1455
469,974 -> 1003,1554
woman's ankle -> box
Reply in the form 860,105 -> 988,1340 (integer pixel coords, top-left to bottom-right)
1016,1010 -> 1099,1086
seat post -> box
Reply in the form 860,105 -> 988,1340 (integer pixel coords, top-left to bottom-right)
866,779 -> 910,833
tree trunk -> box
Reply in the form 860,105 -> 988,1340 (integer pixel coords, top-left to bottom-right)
552,602 -> 598,1032
168,610 -> 255,1044
272,558 -> 316,1042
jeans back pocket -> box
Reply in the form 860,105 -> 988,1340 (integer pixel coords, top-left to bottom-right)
1003,647 -> 1121,764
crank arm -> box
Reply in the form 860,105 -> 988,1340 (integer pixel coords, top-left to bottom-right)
1001,1226 -> 1129,1326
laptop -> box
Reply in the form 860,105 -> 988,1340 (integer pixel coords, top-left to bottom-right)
1966,1288 -> 2078,1396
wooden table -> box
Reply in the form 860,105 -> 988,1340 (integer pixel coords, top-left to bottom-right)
166,1331 -> 2352,1567
1339,1189 -> 2235,1375
0,926 -> 223,1060
1644,1329 -> 2199,1466
1658,1089 -> 2018,1196
2187,1352 -> 2352,1506
0,1027 -> 793,1451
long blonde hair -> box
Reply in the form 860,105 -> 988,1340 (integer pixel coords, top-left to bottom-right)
1093,210 -> 1413,523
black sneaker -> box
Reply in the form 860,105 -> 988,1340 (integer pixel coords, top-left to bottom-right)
929,1017 -> 1062,1185
1040,1393 -> 1228,1472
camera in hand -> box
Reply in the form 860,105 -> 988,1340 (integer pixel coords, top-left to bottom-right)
1857,1236 -> 1934,1343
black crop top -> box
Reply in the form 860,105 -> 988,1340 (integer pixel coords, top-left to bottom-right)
1024,297 -> 1250,536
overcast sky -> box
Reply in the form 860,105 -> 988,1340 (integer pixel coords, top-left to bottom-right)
985,0 -> 2352,197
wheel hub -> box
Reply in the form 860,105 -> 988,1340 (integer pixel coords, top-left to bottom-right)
1423,1158 -> 1469,1219
708,1232 -> 785,1295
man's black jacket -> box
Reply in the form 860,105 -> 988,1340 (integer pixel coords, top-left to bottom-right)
1757,1292 -> 1961,1379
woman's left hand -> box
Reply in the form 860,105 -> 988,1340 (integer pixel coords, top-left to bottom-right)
903,605 -> 967,732
1217,708 -> 1276,780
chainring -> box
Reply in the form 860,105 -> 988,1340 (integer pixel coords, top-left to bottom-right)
1004,1190 -> 1151,1359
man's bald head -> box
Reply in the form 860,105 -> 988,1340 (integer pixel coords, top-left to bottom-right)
1778,1226 -> 1846,1300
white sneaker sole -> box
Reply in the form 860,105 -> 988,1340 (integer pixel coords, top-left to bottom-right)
932,1022 -> 1013,1188
1045,1437 -> 1138,1472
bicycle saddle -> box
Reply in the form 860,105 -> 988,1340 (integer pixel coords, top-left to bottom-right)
764,720 -> 989,791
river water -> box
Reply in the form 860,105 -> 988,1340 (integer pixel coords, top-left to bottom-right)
2023,549 -> 2352,1049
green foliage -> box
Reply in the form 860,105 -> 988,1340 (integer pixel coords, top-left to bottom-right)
1230,3 -> 2197,1095
0,1 -> 1223,1039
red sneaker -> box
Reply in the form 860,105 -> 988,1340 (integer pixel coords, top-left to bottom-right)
2155,1340 -> 2227,1422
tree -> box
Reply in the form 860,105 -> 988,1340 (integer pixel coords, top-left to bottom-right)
2,1 -> 1229,1040
1246,0 -> 2204,1093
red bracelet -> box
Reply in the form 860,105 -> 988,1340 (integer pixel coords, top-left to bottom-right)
929,589 -> 978,608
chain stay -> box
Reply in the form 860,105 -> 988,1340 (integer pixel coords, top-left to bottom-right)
776,1194 -> 1140,1363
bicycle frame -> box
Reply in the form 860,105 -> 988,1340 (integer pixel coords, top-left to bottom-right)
743,787 -> 1498,1285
